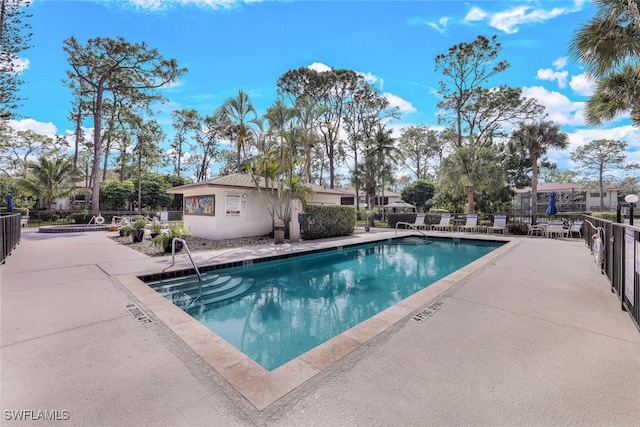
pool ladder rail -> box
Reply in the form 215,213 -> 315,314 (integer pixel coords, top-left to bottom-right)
163,237 -> 202,282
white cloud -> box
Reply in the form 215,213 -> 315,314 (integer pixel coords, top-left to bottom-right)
464,6 -> 487,22
490,5 -> 565,34
464,3 -> 582,34
522,86 -> 585,126
9,118 -> 58,137
124,0 -> 254,11
383,93 -> 416,114
427,17 -> 449,33
552,57 -> 567,70
536,68 -> 569,88
11,57 -> 30,75
569,73 -> 596,96
307,62 -> 332,73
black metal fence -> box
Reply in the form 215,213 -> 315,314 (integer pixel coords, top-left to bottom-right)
1,213 -> 21,264
582,215 -> 640,332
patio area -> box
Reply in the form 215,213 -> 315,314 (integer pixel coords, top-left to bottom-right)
1,229 -> 639,426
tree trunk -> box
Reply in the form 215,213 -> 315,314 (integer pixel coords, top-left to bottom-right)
90,88 -> 104,215
531,153 -> 539,225
466,185 -> 474,214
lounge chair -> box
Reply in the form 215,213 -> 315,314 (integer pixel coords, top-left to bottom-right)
486,215 -> 507,234
431,214 -> 452,231
457,214 -> 478,233
568,221 -> 583,238
396,213 -> 427,231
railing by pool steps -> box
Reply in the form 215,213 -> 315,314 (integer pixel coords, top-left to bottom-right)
162,237 -> 202,282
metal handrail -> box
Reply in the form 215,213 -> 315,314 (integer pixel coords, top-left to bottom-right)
163,237 -> 202,282
394,223 -> 428,238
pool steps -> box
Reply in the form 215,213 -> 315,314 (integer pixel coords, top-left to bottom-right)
148,273 -> 254,311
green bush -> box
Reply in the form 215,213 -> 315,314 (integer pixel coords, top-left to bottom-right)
300,205 -> 356,240
71,212 -> 94,224
591,211 -> 618,222
507,222 -> 528,235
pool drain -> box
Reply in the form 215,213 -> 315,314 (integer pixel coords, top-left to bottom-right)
413,300 -> 444,322
125,303 -> 152,325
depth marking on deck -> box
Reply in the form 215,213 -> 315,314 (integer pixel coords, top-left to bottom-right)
413,301 -> 445,322
125,303 -> 153,324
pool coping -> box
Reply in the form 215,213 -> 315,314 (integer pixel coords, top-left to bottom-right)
115,232 -> 516,410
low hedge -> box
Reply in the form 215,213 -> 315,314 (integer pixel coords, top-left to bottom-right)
300,205 -> 356,240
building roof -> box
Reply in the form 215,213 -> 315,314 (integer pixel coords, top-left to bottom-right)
513,182 -> 619,194
167,173 -> 349,195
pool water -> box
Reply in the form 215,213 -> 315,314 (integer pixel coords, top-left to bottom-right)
153,237 -> 503,370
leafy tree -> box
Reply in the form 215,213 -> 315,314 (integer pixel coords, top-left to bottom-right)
14,155 -> 78,210
171,108 -> 201,178
508,121 -> 568,223
342,80 -> 399,210
0,0 -> 32,120
438,142 -> 505,214
133,119 -> 165,212
400,180 -> 435,212
397,126 -> 443,180
277,67 -> 359,188
570,139 -> 627,210
64,36 -> 186,215
435,35 -> 508,148
434,35 -> 543,213
568,0 -> 640,125
99,179 -> 134,210
222,89 -> 257,173
187,108 -> 223,182
352,125 -> 398,225
0,129 -> 63,177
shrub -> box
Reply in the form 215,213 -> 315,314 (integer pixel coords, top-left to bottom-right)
300,205 -> 355,240
507,222 -> 528,235
591,211 -> 618,222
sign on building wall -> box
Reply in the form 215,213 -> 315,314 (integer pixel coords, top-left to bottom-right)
184,195 -> 215,216
225,192 -> 242,216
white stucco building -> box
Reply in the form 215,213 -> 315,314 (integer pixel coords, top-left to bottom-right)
167,173 -> 350,240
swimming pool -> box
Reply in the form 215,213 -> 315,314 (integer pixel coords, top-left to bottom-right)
149,236 -> 504,371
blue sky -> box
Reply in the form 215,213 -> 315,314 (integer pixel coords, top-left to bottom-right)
11,0 -> 640,178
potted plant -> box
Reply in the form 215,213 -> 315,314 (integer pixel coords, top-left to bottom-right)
153,223 -> 189,253
118,223 -> 132,237
149,219 -> 162,238
364,210 -> 372,232
130,218 -> 147,243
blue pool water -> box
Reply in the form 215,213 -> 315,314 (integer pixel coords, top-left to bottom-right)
152,237 -> 503,370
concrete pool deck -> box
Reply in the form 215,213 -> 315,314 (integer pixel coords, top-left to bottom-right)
1,228 -> 639,426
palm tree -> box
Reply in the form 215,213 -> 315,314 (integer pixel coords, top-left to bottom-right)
508,121 -> 568,224
568,0 -> 640,126
222,89 -> 257,173
585,64 -> 640,126
439,141 -> 504,214
15,156 -> 78,210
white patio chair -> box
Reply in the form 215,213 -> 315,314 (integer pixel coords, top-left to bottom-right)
396,213 -> 427,231
431,214 -> 452,231
457,214 -> 479,233
526,223 -> 545,236
568,221 -> 583,238
487,215 -> 508,235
